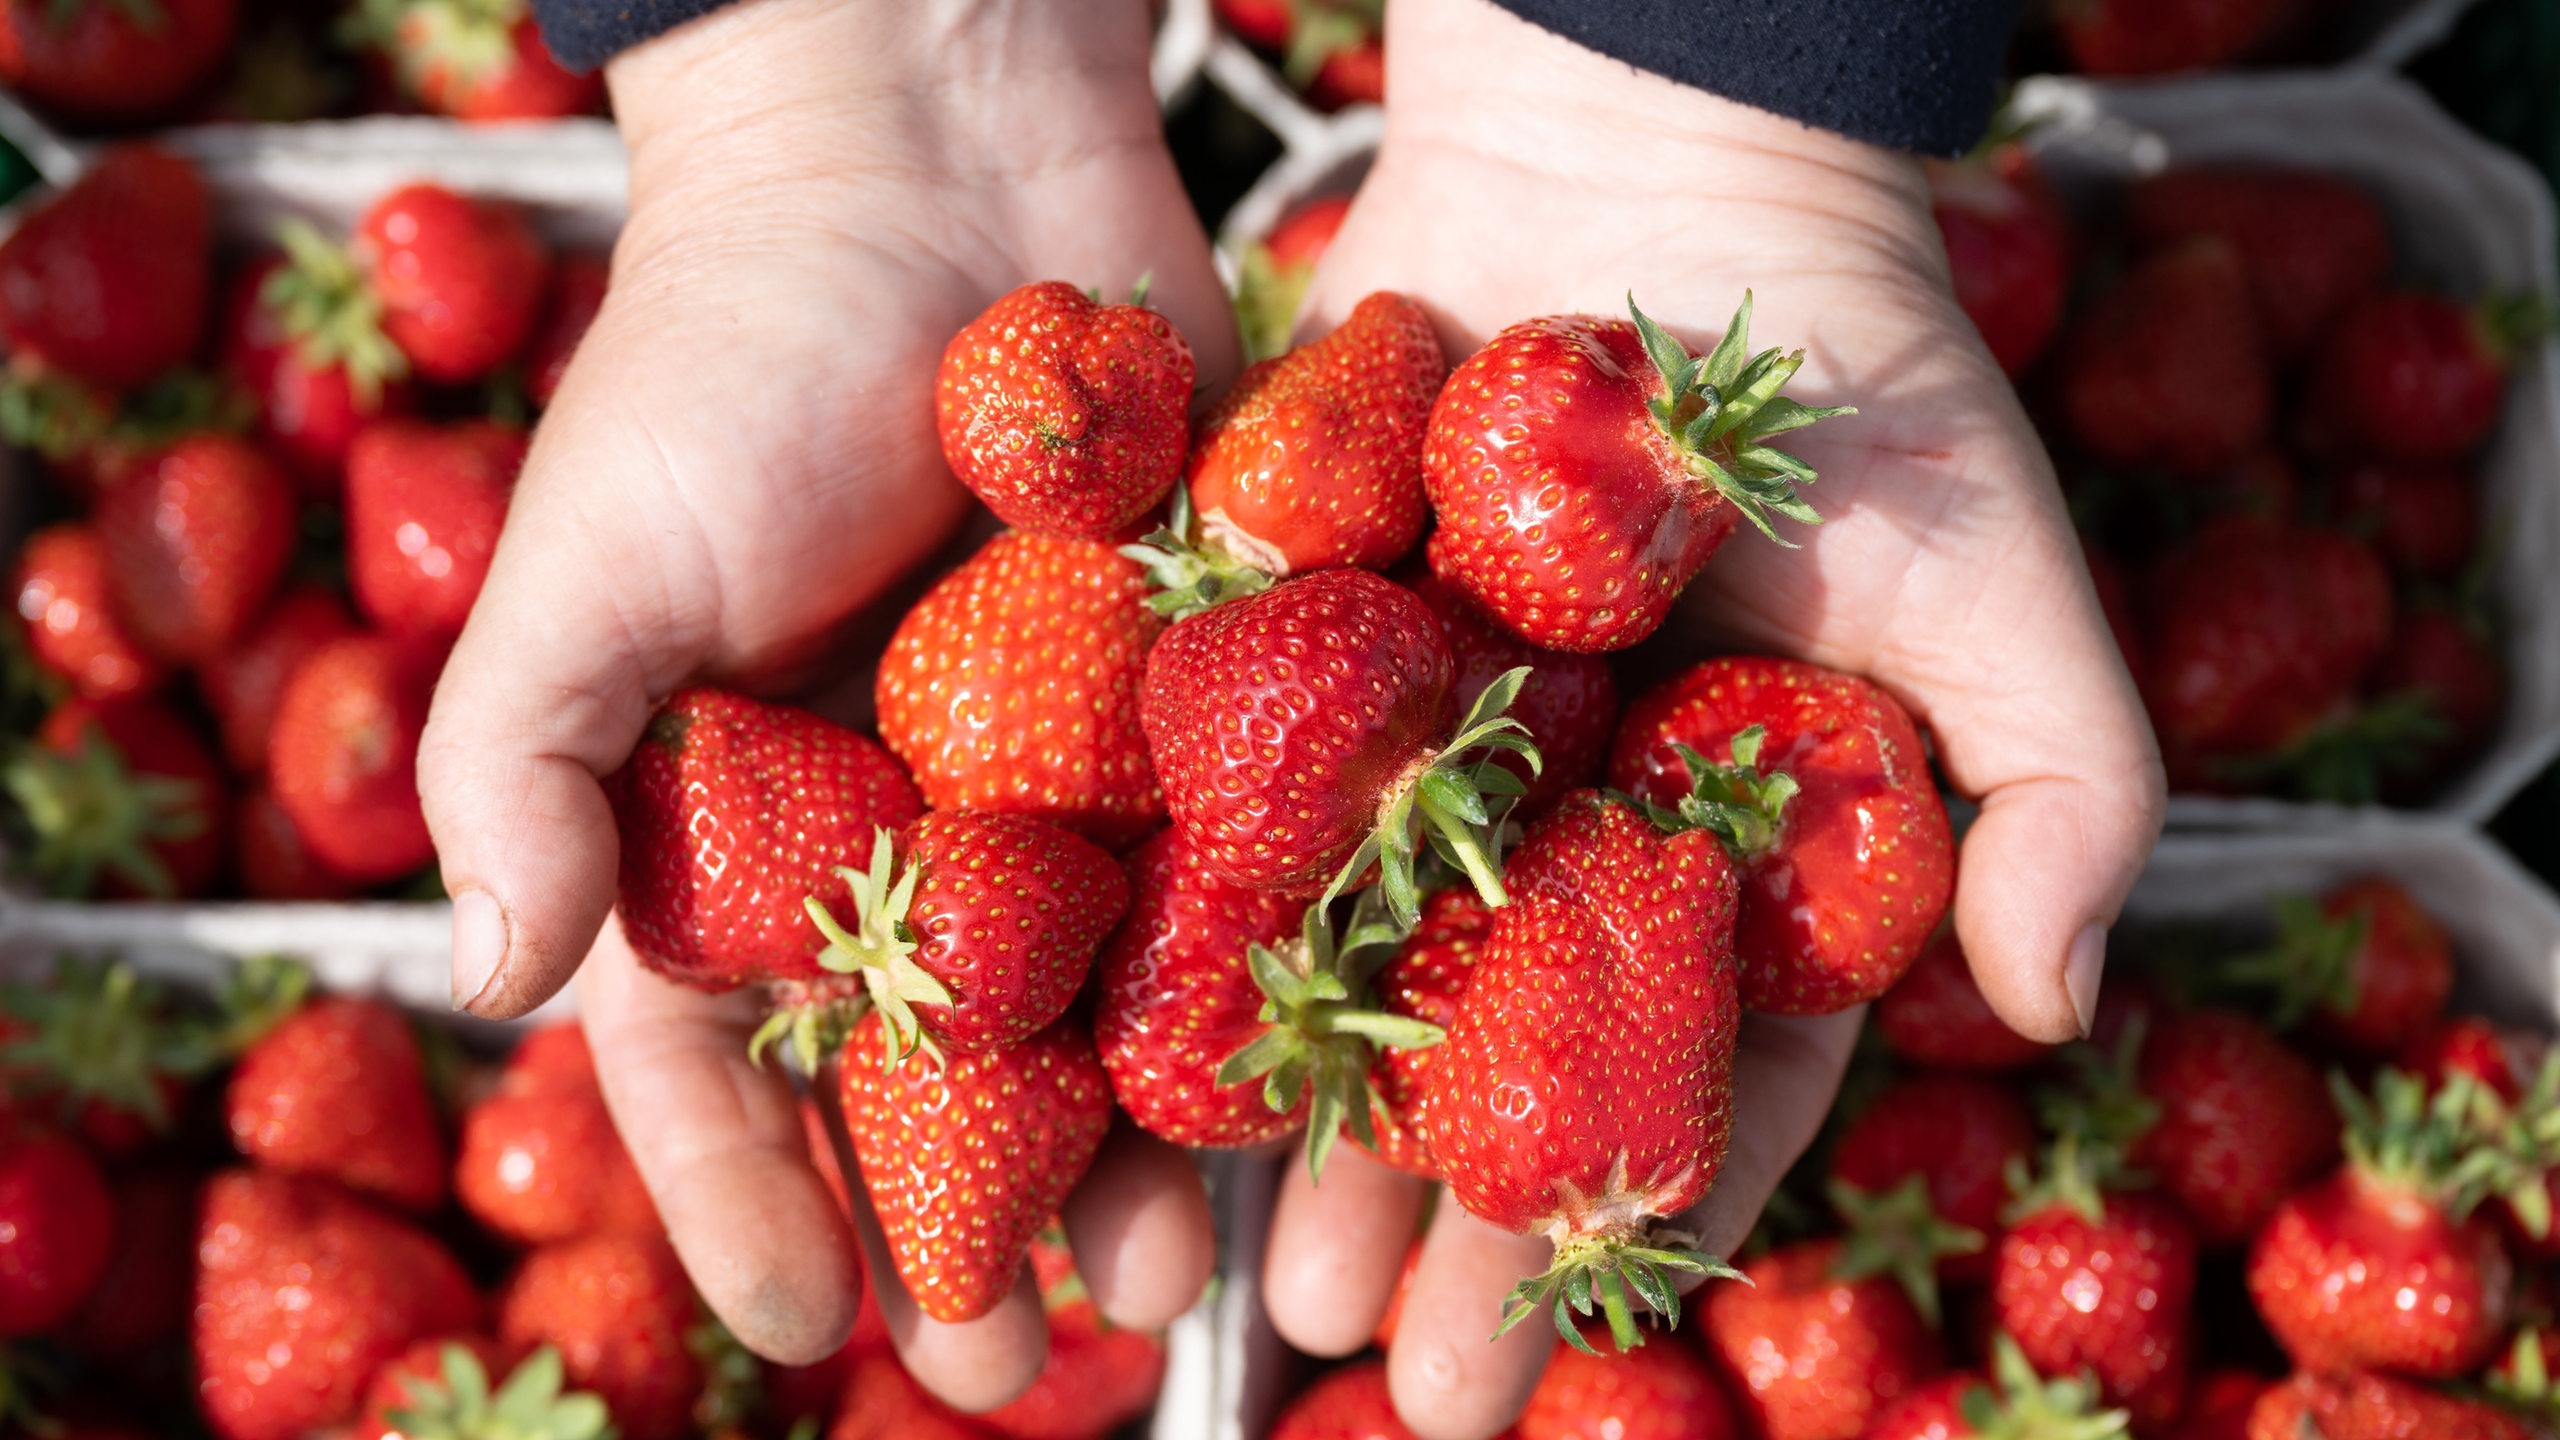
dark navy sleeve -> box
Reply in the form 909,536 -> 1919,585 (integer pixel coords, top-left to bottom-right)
529,0 -> 732,72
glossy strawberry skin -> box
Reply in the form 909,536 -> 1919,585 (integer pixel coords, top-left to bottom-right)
2243,1370 -> 2544,1440
1994,1190 -> 2197,1427
1926,144 -> 2069,378
393,10 -> 600,119
2059,238 -> 2269,477
0,1126 -> 115,1337
1142,569 -> 1455,894
1187,291 -> 1444,575
236,786 -> 361,900
267,634 -> 440,884
877,531 -> 1166,847
97,433 -> 295,665
1872,932 -> 2051,1072
1269,1360 -> 1454,1440
1611,656 -> 1954,1014
226,995 -> 447,1212
827,1349 -> 990,1440
838,1012 -> 1113,1323
221,254 -> 414,498
978,1286 -> 1168,1440
1093,829 -> 1307,1149
894,810 -> 1129,1054
2313,877 -> 2455,1056
1423,315 -> 1742,653
198,586 -> 360,776
2125,168 -> 2391,359
1364,886 -> 1494,1177
2304,291 -> 2509,463
356,184 -> 551,384
2128,1010 -> 2338,1245
605,687 -> 924,991
1423,794 -> 1740,1238
2396,1015 -> 2526,1101
455,1024 -> 659,1247
37,695 -> 227,897
934,280 -> 1195,539
498,1232 -> 704,1440
1829,1073 -> 2034,1285
523,250 -> 608,407
1855,1373 -> 1979,1440
2244,1168 -> 2512,1379
2054,0 -> 2284,75
2331,460 -> 2478,583
345,418 -> 523,639
1518,1338 -> 1738,1440
0,147 -> 210,385
15,523 -> 164,701
1267,195 -> 1351,272
1701,1239 -> 1940,1440
0,0 -> 235,122
1408,568 -> 1618,817
192,1170 -> 478,1440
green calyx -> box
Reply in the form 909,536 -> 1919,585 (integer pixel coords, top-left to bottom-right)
2487,1328 -> 2559,1426
1119,485 -> 1278,621
1281,0 -> 1382,85
261,218 -> 409,409
44,0 -> 161,33
3,724 -> 208,900
1321,667 -> 1541,930
2475,1053 -> 2560,1242
1216,887 -> 1439,1183
0,367 -> 251,466
2222,893 -> 2366,1031
2008,1019 -> 2157,1227
1631,726 -> 1798,861
1826,1174 -> 1984,1330
686,1319 -> 763,1436
0,371 -> 113,462
758,828 -> 955,1075
1629,291 -> 1850,548
0,954 -> 212,1136
2337,1065 -> 2510,1219
2211,691 -> 2450,807
1232,245 -> 1308,365
1953,1334 -> 2132,1440
201,953 -> 315,1058
384,1344 -> 616,1440
2003,1121 -> 2139,1230
342,0 -> 524,96
1496,1227 -> 1740,1356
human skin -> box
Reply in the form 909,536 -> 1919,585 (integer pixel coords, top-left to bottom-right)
416,0 -> 2164,1433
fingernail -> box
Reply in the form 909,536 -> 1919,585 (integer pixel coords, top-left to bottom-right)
2064,923 -> 2106,1039
451,887 -> 509,1012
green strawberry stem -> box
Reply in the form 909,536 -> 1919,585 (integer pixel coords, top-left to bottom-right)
2219,893 -> 2366,1030
2474,1053 -> 2560,1241
3,725 -> 206,900
2002,1123 -> 2136,1230
1320,667 -> 1541,930
2210,690 -> 2449,806
1959,1333 -> 2133,1440
342,0 -> 527,94
1119,485 -> 1279,621
1629,291 -> 1853,548
384,1343 -> 612,1440
2488,1327 -> 2558,1426
199,953 -> 315,1059
262,218 -> 409,408
1232,245 -> 1308,365
766,827 -> 957,1075
1496,1227 -> 1739,1356
0,370 -> 112,462
2336,1065 -> 2511,1219
1631,726 -> 1798,860
0,955 -> 211,1134
1826,1174 -> 1984,1330
1280,0 -> 1382,84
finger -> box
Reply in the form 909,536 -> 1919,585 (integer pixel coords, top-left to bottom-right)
1386,1206 -> 1554,1440
1681,1010 -> 1864,1263
578,917 -> 860,1365
1264,1144 -> 1430,1356
1060,1122 -> 1217,1330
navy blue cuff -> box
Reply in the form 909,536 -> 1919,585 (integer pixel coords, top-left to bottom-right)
528,0 -> 734,72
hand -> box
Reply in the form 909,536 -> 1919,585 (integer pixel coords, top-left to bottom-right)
414,0 -> 1234,1405
1252,3 -> 2166,1435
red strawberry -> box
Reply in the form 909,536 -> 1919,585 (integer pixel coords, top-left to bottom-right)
14,694 -> 225,898
1268,196 -> 1352,273
0,954 -> 198,1155
978,1244 -> 1167,1440
2399,1014 -> 2528,1101
605,687 -> 925,991
2120,1009 -> 2340,1245
14,523 -> 164,700
1166,290 -> 1443,582
837,1012 -> 1112,1323
356,184 -> 552,384
268,634 -> 440,884
1234,194 -> 1353,363
2369,607 -> 2505,791
0,0 -> 235,124
0,1123 -> 115,1336
193,1170 -> 477,1440
1993,1161 -> 2196,1427
2303,290 -> 2523,463
1872,932 -> 2051,1072
2125,168 -> 2391,359
1926,143 -> 2070,377
199,586 -> 361,775
498,1232 -> 705,1440
1828,1072 -> 2032,1290
455,1023 -> 659,1246
1519,1337 -> 1736,1440
793,810 -> 1128,1067
344,0 -> 600,120
2053,0 -> 2284,74
1290,4 -> 1383,111
1372,1236 -> 1422,1349
827,1350 -> 991,1440
344,418 -> 523,639
876,531 -> 1165,847
1212,0 -> 1289,47
1270,1360 -> 1482,1440
2175,1372 -> 2274,1440
1362,885 -> 1494,1177
222,248 -> 415,497
236,786 -> 361,899
1424,295 -> 1847,652
2058,238 -> 2269,477
1408,567 -> 1620,818
1700,1237 -> 1942,1440
2331,460 -> 2479,581
96,433 -> 295,664
2245,1069 -> 2514,1379
1422,792 -> 1743,1349
0,147 -> 210,385
57,1163 -> 193,1359
1860,1336 -> 2132,1440
524,250 -> 609,407
227,994 -> 447,1211
2233,878 -> 2454,1057
2245,1370 -> 2543,1440
934,280 -> 1196,539
1610,656 -> 1954,1014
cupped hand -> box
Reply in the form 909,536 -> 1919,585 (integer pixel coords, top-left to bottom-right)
1256,2 -> 2166,1435
415,0 -> 1232,1405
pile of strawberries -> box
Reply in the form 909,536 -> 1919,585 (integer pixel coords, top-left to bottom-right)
1272,876 -> 2560,1440
0,948 -> 1165,1440
1930,144 -> 2523,806
2015,0 -> 2426,77
1210,0 -> 1381,113
0,145 -> 602,901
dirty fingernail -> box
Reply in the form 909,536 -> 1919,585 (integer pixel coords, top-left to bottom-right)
2065,922 -> 2106,1039
451,887 -> 508,1012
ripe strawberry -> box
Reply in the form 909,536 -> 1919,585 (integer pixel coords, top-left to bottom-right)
524,250 -> 609,407
1860,1335 -> 2132,1440
0,0 -> 235,123
2399,1014 -> 2528,1101
978,1241 -> 1167,1440
2052,0 -> 2284,74
1993,1156 -> 2197,1427
605,687 -> 924,991
2245,1370 -> 2543,1440
344,0 -> 600,119
2176,1372 -> 2274,1440
1408,567 -> 1619,817
1269,1360 -> 1460,1440
2245,1069 -> 2514,1379
1141,568 -> 1534,921
2058,238 -> 2269,477
96,433 -> 295,664
1828,1072 -> 2032,1290
193,1169 -> 477,1440
357,184 -> 552,385
358,1338 -> 615,1440
0,1123 -> 115,1336
1519,1336 -> 1737,1440
1872,932 -> 2052,1072
1422,792 -> 1743,1349
935,280 -> 1196,539
1212,0 -> 1288,45
13,694 -> 225,898
222,247 -> 415,497
829,1350 -> 993,1440
2125,168 -> 2391,359
2369,607 -> 2505,791
1285,1 -> 1383,110
14,523 -> 164,701
268,634 -> 440,883
1925,143 -> 2070,377
1162,290 -> 1442,584
456,1024 -> 659,1246
1362,885 -> 1494,1177
2331,459 -> 2478,582
57,1163 -> 194,1359
1266,197 -> 1353,273
2119,1009 -> 2340,1244
0,147 -> 210,386
1700,1237 -> 1943,1440
344,418 -> 523,639
198,586 -> 360,776
792,811 -> 1127,1067
1234,194 -> 1352,363
236,786 -> 361,899
1372,1236 -> 1423,1349
876,531 -> 1165,847
2232,878 -> 2453,1057
1612,656 -> 1953,1012
1424,294 -> 1848,652
2485,1327 -> 2560,1429
227,994 -> 447,1211
2302,289 -> 2523,463
498,1232 -> 705,1440
0,954 -> 199,1155
837,1012 -> 1112,1323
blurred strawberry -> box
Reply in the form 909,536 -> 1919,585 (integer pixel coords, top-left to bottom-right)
345,418 -> 523,639
524,251 -> 609,406
1872,931 -> 2052,1072
95,432 -> 296,664
456,1023 -> 660,1246
344,0 -> 601,120
13,523 -> 164,701
11,695 -> 225,898
268,634 -> 440,884
0,147 -> 210,386
1926,143 -> 2069,377
235,785 -> 363,899
357,184 -> 553,384
2331,460 -> 2478,583
2125,167 -> 2391,359
58,1164 -> 195,1360
2058,238 -> 2269,477
227,993 -> 447,1212
499,1233 -> 706,1440
2302,289 -> 2529,463
2053,0 -> 2285,74
199,586 -> 361,776
0,0 -> 236,124
0,1120 -> 116,1336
